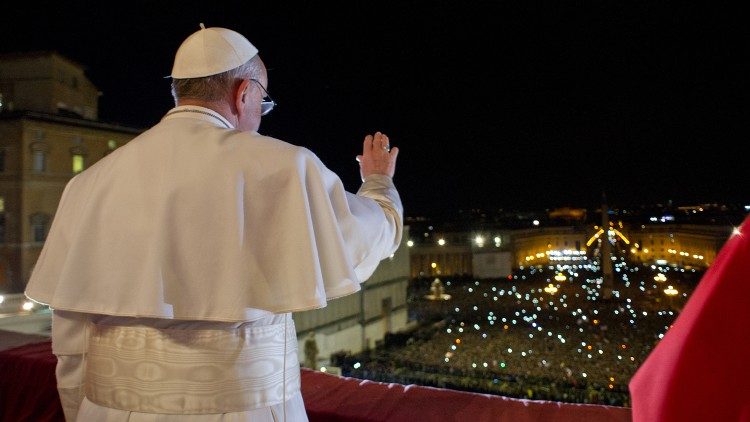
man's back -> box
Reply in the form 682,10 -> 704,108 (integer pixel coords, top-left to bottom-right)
27,110 -> 401,320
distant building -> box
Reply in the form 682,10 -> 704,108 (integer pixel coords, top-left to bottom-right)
472,250 -> 513,279
294,228 -> 414,369
408,221 -> 734,278
548,207 -> 587,222
626,224 -> 730,269
0,51 -> 141,293
512,225 -> 589,268
0,51 -> 99,119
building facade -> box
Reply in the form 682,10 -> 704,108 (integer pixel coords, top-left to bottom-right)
294,227 -> 413,370
408,221 -> 734,279
0,52 -> 141,293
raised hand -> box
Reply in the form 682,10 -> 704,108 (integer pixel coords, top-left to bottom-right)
356,131 -> 399,180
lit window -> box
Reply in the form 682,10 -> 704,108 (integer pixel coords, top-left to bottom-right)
72,154 -> 85,173
70,141 -> 88,171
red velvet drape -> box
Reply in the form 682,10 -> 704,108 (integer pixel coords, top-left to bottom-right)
630,215 -> 750,421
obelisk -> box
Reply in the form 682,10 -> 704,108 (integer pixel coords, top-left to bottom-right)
600,192 -> 614,300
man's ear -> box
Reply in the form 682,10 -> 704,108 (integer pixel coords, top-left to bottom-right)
235,79 -> 251,112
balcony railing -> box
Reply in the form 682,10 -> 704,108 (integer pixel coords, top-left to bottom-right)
0,330 -> 631,422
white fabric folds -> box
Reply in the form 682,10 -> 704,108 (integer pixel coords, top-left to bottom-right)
25,106 -> 403,321
84,319 -> 299,413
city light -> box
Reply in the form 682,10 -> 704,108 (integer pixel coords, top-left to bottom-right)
407,240 -> 414,247
544,284 -> 558,294
663,286 -> 678,296
438,238 -> 446,246
587,227 -> 629,246
586,229 -> 604,246
548,250 -> 587,262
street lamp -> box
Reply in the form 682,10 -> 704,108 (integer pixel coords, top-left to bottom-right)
663,285 -> 679,311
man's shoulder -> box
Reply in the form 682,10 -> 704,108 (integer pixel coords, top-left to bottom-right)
228,132 -> 321,164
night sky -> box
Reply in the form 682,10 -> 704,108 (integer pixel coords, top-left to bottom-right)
1,2 -> 746,215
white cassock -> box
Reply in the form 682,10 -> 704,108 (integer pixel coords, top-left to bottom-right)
24,105 -> 403,421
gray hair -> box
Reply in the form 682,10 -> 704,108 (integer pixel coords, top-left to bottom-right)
170,56 -> 263,103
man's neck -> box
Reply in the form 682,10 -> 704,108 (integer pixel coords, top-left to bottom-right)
177,99 -> 237,128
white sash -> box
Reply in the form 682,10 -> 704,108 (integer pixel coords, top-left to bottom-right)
84,318 -> 300,414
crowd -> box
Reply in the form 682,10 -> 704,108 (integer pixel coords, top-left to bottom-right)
341,262 -> 702,406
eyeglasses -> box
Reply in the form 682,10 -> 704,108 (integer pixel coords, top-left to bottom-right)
250,78 -> 277,116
